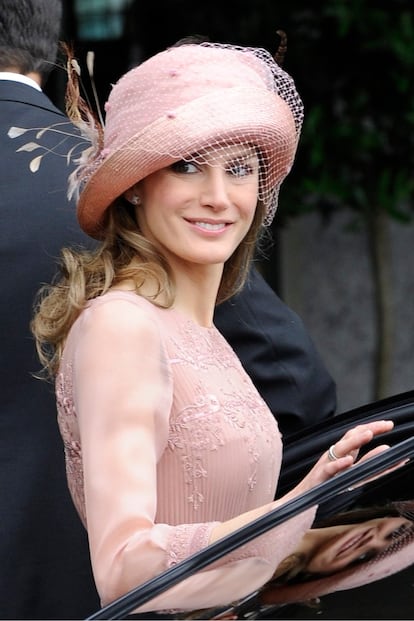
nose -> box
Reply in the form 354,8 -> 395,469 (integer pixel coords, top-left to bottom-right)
200,167 -> 232,212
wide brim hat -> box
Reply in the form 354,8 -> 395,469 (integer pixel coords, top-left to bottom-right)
74,42 -> 303,239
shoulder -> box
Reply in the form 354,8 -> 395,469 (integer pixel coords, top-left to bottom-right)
0,81 -> 66,117
65,293 -> 162,359
80,291 -> 161,337
67,292 -> 168,372
1,84 -> 84,157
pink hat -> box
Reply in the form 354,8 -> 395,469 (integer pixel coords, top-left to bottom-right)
73,42 -> 304,239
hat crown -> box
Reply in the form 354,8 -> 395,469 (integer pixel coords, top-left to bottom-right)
104,43 -> 281,153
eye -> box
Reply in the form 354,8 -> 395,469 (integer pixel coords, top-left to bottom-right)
170,160 -> 199,174
354,549 -> 377,565
226,158 -> 258,178
388,523 -> 412,540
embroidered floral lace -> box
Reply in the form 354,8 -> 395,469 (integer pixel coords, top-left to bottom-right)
56,291 -> 315,612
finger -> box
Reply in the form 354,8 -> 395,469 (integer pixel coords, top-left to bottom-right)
324,454 -> 355,476
359,443 -> 392,460
364,419 -> 394,437
334,420 -> 394,457
330,429 -> 373,461
348,440 -> 410,491
343,420 -> 394,441
357,444 -> 410,471
349,420 -> 394,439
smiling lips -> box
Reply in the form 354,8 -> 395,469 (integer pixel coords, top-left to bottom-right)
336,529 -> 374,557
187,219 -> 231,232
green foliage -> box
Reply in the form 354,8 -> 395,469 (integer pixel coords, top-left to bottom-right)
275,1 -> 414,226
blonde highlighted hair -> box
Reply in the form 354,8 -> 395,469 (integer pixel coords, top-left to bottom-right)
31,198 -> 266,378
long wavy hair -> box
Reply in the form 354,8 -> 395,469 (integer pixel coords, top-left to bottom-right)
31,196 -> 266,379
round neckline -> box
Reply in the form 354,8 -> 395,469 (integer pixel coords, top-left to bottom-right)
102,289 -> 217,331
169,305 -> 216,332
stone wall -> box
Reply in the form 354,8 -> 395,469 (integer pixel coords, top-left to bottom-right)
279,212 -> 414,413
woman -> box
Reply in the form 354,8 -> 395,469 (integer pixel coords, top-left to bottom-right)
260,501 -> 414,609
31,41 -> 398,614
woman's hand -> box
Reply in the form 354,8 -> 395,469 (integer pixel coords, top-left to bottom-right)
210,420 -> 404,552
284,420 -> 397,500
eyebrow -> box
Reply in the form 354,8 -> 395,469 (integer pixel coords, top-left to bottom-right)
188,144 -> 259,162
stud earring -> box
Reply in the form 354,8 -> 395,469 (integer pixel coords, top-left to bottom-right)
131,195 -> 141,206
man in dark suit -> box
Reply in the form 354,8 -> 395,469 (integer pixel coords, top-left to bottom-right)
0,0 -> 99,618
0,1 -> 336,618
215,267 -> 337,437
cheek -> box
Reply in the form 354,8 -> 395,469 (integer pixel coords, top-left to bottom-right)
236,184 -> 259,219
143,182 -> 190,219
244,198 -> 259,227
137,189 -> 172,225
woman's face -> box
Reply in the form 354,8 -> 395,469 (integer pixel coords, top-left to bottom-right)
305,517 -> 411,575
130,143 -> 259,274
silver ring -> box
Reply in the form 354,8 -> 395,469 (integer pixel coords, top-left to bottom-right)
328,444 -> 340,461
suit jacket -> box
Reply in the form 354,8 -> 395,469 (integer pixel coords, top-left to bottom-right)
0,80 -> 100,619
214,268 -> 337,437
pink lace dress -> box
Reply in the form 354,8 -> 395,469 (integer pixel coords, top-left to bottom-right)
56,290 -> 315,612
